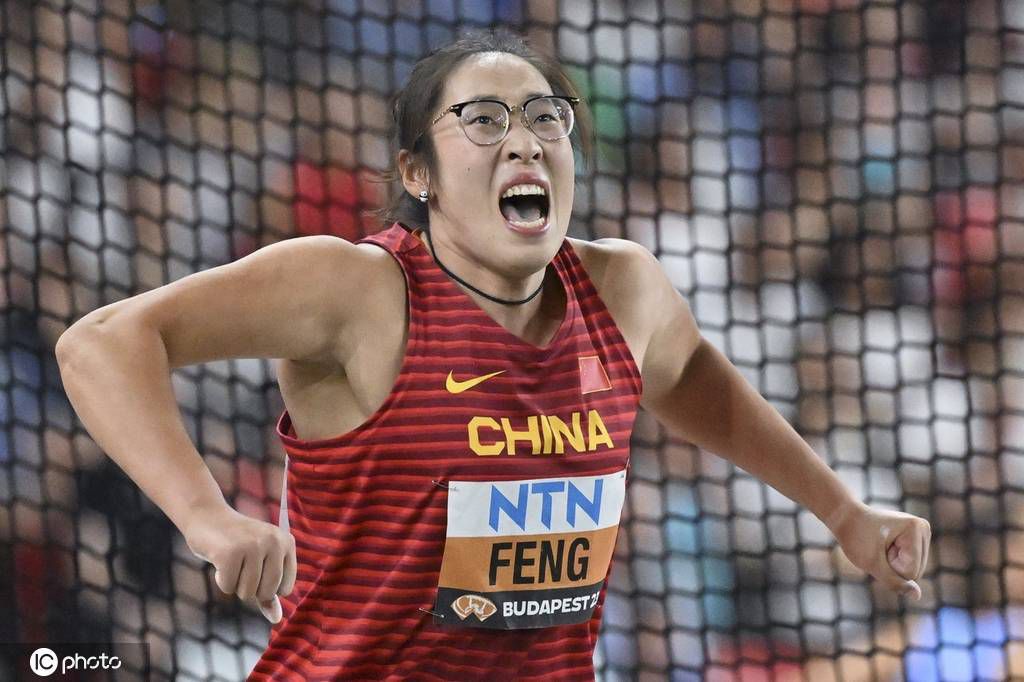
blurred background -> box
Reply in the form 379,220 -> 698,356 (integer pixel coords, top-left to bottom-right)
1,0 -> 1022,680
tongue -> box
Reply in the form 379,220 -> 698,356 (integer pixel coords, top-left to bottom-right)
500,198 -> 543,224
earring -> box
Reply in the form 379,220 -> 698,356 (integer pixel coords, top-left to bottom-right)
418,190 -> 429,203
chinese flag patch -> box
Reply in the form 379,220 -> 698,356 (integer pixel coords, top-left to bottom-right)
579,355 -> 612,394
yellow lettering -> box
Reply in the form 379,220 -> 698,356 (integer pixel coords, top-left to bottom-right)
587,409 -> 614,450
501,416 -> 541,455
468,410 -> 614,456
540,414 -> 553,453
548,413 -> 585,454
469,416 -> 505,456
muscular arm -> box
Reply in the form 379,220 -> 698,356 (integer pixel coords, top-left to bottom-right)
587,239 -> 929,596
55,236 -> 386,618
645,336 -> 857,525
585,241 -> 850,520
56,236 -> 368,525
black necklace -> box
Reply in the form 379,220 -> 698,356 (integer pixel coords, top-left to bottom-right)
423,232 -> 545,306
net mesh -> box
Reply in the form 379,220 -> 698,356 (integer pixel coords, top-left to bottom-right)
2,0 -> 1023,679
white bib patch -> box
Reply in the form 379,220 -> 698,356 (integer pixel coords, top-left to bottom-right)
434,469 -> 626,629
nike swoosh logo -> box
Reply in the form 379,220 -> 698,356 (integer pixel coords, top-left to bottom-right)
445,370 -> 505,394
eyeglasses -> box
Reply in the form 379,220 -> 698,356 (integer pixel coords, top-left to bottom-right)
427,95 -> 579,146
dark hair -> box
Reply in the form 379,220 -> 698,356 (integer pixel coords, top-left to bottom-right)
376,29 -> 594,231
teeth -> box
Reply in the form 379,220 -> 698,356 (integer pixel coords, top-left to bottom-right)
501,184 -> 547,199
506,216 -> 547,229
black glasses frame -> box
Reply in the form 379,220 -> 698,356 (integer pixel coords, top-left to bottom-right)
426,95 -> 580,146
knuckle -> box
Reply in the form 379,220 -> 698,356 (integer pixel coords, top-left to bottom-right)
227,538 -> 248,555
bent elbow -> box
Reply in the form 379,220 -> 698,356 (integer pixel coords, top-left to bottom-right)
55,325 -> 86,367
55,309 -> 123,369
55,325 -> 108,379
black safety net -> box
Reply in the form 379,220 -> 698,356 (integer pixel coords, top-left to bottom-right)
1,1 -> 1022,680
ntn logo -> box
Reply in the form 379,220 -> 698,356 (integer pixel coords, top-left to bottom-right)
489,478 -> 603,532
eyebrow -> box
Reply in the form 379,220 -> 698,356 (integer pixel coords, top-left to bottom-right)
470,92 -> 551,101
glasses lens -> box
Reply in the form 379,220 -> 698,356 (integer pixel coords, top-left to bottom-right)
459,101 -> 509,145
525,97 -> 574,141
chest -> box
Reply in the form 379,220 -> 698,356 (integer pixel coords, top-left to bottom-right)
279,316 -> 637,457
277,239 -> 644,449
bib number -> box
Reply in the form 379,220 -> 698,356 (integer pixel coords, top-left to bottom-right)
433,469 -> 626,629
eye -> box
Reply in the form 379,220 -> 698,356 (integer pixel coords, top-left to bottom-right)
464,108 -> 506,127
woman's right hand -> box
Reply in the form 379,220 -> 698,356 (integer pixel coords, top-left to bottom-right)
182,502 -> 297,623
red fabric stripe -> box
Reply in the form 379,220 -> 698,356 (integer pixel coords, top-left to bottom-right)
252,225 -> 640,680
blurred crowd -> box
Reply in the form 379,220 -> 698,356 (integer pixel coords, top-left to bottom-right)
1,0 -> 1022,680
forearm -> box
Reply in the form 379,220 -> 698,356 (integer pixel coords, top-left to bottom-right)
56,320 -> 228,532
654,339 -> 859,528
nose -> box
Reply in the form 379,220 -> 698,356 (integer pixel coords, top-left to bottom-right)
504,112 -> 543,162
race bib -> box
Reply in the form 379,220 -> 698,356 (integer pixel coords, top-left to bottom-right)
433,469 -> 626,629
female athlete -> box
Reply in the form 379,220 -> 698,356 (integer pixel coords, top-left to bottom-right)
56,30 -> 931,681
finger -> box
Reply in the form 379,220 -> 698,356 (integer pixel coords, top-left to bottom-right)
236,552 -> 263,601
259,595 -> 283,624
917,521 -> 931,582
880,571 -> 920,599
279,536 -> 297,597
876,563 -> 915,593
886,541 -> 914,579
881,552 -> 921,599
214,554 -> 242,595
884,525 -> 925,600
887,528 -> 923,580
256,545 -> 284,603
903,522 -> 929,581
874,547 -> 919,597
916,525 -> 926,581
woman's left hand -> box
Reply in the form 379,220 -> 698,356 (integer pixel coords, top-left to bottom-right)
828,502 -> 932,599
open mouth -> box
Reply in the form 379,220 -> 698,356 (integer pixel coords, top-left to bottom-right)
498,184 -> 550,232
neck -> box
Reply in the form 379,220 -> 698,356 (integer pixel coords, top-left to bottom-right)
422,230 -> 546,307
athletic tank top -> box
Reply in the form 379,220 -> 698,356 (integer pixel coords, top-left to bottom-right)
249,224 -> 642,681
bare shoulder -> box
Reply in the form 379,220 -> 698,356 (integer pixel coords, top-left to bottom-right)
567,236 -> 701,397
224,234 -> 408,360
246,234 -> 401,292
271,232 -> 405,308
155,233 -> 405,337
567,237 -> 669,366
567,237 -> 660,289
66,233 -> 406,368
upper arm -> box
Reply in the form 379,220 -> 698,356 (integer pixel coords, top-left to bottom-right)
574,238 -> 701,410
621,244 -> 702,413
61,236 -> 391,368
637,268 -> 702,416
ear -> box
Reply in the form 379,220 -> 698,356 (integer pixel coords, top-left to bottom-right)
398,149 -> 429,200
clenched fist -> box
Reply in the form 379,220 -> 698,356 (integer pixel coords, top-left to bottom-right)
828,502 -> 932,599
182,502 -> 297,623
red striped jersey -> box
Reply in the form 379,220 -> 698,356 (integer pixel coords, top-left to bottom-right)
249,224 -> 642,681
